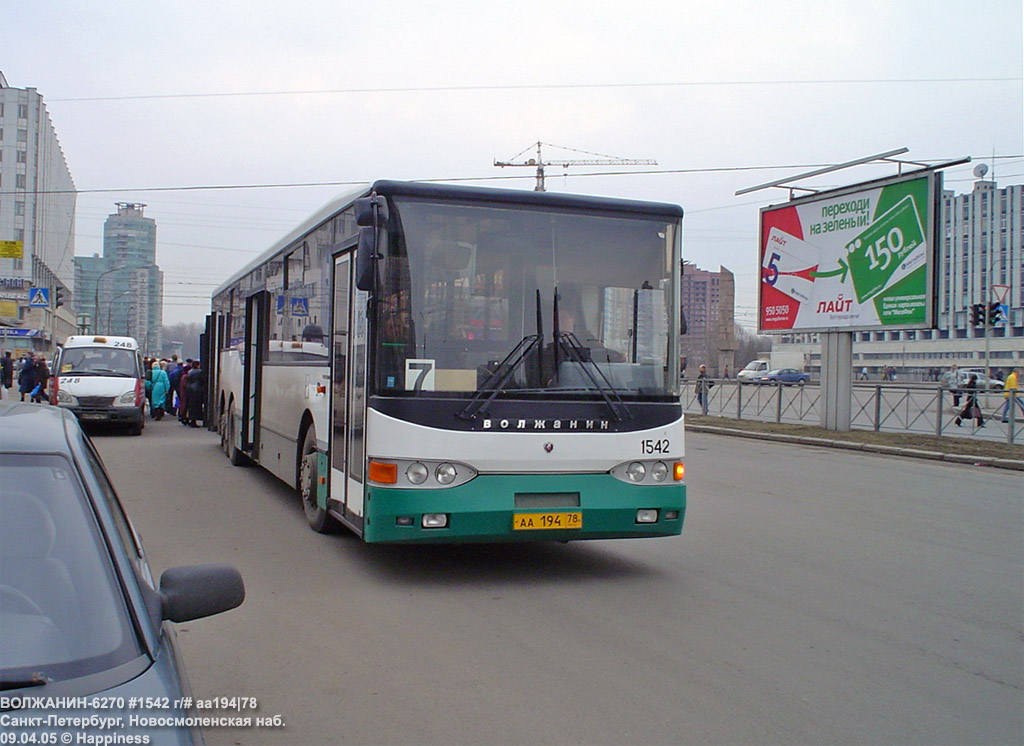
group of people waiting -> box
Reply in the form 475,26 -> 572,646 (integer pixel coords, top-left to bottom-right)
143,356 -> 205,427
0,350 -> 51,403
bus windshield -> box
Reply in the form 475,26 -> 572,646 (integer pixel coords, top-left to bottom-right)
374,199 -> 679,399
57,347 -> 139,378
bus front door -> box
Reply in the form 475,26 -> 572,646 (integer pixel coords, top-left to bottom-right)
241,291 -> 268,457
330,255 -> 352,523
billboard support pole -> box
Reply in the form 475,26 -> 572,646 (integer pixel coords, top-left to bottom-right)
821,332 -> 852,431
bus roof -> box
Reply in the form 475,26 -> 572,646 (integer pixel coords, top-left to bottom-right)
212,183 -> 371,298
212,181 -> 684,299
62,335 -> 139,350
371,180 -> 684,218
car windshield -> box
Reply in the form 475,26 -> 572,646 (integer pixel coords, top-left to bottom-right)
0,454 -> 140,686
373,199 -> 680,399
57,347 -> 138,377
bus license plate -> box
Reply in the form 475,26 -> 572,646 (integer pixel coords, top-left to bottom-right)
513,512 -> 582,530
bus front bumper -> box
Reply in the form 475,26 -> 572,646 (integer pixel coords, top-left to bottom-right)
361,473 -> 685,544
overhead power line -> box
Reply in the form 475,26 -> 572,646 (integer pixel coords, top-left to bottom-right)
8,156 -> 1021,197
48,76 -> 1022,102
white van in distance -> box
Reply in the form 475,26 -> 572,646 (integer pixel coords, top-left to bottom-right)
50,335 -> 146,435
737,359 -> 771,382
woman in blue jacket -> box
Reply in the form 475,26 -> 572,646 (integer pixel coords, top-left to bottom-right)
149,361 -> 171,420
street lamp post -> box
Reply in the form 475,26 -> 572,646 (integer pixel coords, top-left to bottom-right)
106,289 -> 132,334
94,266 -> 123,334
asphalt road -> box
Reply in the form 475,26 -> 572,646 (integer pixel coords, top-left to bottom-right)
89,418 -> 1023,745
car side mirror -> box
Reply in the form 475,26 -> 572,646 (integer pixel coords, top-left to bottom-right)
159,564 -> 245,623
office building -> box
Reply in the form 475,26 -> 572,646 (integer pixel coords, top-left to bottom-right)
75,203 -> 163,354
0,71 -> 77,353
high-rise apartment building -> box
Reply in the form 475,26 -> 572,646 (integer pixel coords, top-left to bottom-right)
680,262 -> 736,377
0,71 -> 77,353
75,203 -> 163,354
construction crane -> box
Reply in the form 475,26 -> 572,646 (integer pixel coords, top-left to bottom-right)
494,141 -> 657,191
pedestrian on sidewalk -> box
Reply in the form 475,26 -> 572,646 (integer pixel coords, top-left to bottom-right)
0,351 -> 13,400
149,361 -> 170,420
942,364 -> 961,408
184,359 -> 205,428
1000,367 -> 1023,422
695,364 -> 713,412
954,374 -> 985,428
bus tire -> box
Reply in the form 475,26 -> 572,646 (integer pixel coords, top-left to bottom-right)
219,397 -> 231,456
227,410 -> 248,466
300,426 -> 338,534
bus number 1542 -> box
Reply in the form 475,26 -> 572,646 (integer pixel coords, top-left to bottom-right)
641,438 -> 670,455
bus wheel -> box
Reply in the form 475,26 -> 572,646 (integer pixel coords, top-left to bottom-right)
300,427 -> 337,533
218,398 -> 228,452
227,410 -> 248,466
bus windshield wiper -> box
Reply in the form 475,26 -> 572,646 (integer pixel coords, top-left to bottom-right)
1,673 -> 48,691
458,334 -> 542,421
555,332 -> 631,423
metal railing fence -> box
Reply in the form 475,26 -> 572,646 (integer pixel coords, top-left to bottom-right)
683,379 -> 1021,445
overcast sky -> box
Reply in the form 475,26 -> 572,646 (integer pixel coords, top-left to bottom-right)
5,0 -> 1022,328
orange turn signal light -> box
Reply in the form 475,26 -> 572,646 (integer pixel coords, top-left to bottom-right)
368,460 -> 398,484
673,462 -> 685,481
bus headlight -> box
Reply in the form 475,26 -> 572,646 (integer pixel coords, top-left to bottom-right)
611,459 -> 684,485
369,458 -> 477,488
625,462 -> 646,482
422,514 -> 449,528
115,391 -> 138,406
435,463 -> 457,485
406,462 -> 429,485
636,509 -> 659,523
57,389 -> 76,405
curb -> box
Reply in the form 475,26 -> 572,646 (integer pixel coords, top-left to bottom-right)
689,425 -> 1024,472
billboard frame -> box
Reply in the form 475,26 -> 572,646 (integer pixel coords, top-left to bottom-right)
757,167 -> 943,335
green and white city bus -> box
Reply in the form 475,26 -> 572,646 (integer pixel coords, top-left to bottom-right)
208,180 -> 686,543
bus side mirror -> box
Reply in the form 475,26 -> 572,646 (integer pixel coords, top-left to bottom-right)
355,195 -> 389,227
355,227 -> 378,291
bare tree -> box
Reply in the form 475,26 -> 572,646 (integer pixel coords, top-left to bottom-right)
160,322 -> 204,360
734,324 -> 772,368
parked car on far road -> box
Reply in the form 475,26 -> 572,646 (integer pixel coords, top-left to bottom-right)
0,402 -> 244,745
754,368 -> 810,385
957,369 -> 1004,390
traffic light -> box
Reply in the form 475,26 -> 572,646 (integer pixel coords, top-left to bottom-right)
54,286 -> 65,308
969,303 -> 983,326
988,302 -> 1003,325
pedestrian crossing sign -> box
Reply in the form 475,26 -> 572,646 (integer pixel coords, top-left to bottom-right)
29,287 -> 50,307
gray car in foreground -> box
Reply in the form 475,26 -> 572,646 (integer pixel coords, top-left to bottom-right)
0,403 -> 243,745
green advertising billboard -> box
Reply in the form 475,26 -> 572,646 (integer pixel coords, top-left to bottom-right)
759,171 -> 939,333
